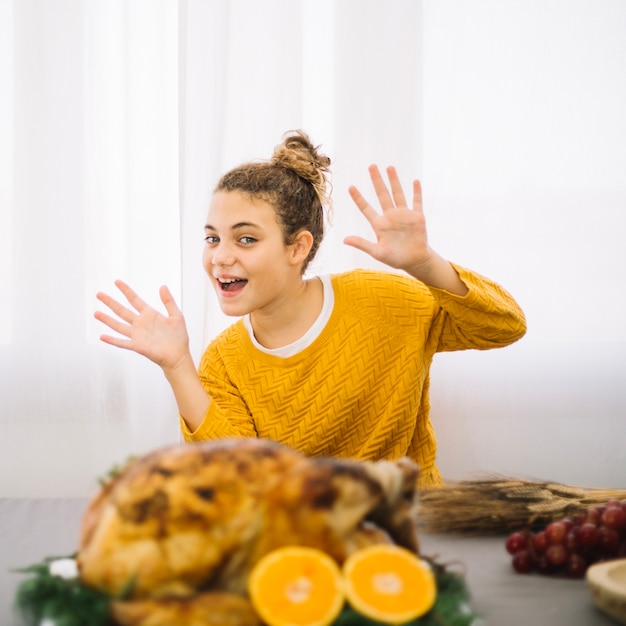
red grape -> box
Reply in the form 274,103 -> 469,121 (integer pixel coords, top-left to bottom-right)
597,526 -> 620,555
578,522 -> 600,549
565,527 -> 581,552
505,531 -> 529,555
535,553 -> 551,575
565,553 -> 587,578
532,531 -> 548,554
586,507 -> 601,525
546,544 -> 568,569
512,550 -> 534,574
602,506 -> 626,531
545,521 -> 567,545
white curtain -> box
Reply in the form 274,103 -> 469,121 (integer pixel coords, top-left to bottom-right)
1,0 -> 181,496
2,0 -> 625,497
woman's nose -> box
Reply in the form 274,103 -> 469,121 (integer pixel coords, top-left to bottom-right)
211,242 -> 235,266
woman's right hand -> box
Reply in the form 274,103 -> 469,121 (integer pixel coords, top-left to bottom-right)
95,280 -> 191,371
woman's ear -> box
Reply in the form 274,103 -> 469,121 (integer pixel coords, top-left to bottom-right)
289,230 -> 314,266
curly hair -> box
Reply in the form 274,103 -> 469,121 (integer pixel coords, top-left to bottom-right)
214,130 -> 332,273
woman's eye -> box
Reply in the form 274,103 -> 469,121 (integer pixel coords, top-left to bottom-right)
239,236 -> 257,245
204,235 -> 219,244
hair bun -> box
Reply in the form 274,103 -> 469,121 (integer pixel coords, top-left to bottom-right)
272,130 -> 332,210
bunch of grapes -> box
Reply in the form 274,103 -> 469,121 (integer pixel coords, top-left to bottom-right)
505,499 -> 626,578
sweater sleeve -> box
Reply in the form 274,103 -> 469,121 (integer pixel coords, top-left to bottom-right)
427,263 -> 527,352
180,334 -> 258,443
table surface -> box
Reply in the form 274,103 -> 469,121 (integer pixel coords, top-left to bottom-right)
0,498 -> 619,626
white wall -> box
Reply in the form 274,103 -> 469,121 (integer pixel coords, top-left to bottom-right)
423,0 -> 626,487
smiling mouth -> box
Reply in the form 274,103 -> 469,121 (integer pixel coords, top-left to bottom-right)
218,278 -> 248,293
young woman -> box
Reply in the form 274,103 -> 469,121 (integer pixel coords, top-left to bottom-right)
95,131 -> 526,488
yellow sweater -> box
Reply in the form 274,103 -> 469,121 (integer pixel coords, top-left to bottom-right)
181,266 -> 526,488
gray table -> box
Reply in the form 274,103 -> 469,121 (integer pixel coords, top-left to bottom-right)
0,498 -> 618,625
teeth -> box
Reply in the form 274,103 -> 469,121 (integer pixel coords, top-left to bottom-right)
218,278 -> 240,283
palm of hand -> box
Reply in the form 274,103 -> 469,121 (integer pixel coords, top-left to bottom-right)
365,205 -> 430,270
344,165 -> 432,272
126,306 -> 188,369
95,281 -> 189,370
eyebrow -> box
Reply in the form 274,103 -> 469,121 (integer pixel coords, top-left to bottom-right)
204,222 -> 260,231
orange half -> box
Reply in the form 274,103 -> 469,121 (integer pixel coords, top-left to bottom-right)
343,544 -> 436,624
247,546 -> 345,626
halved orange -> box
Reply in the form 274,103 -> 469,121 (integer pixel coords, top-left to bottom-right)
342,544 -> 436,624
247,546 -> 345,626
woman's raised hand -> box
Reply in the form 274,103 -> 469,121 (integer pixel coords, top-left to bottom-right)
345,165 -> 468,295
95,280 -> 191,371
344,165 -> 432,275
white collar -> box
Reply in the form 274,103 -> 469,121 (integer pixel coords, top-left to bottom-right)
244,275 -> 334,357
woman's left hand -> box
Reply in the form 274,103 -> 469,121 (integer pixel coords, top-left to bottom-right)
344,165 -> 432,274
345,165 -> 468,296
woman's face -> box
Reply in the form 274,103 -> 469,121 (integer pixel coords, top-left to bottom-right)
203,190 -> 303,317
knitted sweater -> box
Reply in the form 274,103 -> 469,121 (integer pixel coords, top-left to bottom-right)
181,266 -> 526,488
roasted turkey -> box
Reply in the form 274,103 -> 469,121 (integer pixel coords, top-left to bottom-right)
77,438 -> 420,625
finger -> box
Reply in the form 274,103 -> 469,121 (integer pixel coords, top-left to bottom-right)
343,235 -> 380,260
98,333 -> 134,350
114,279 -> 149,312
159,285 -> 181,317
386,166 -> 409,209
96,291 -> 137,324
348,185 -> 380,224
94,310 -> 132,339
412,179 -> 423,213
368,164 -> 395,211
